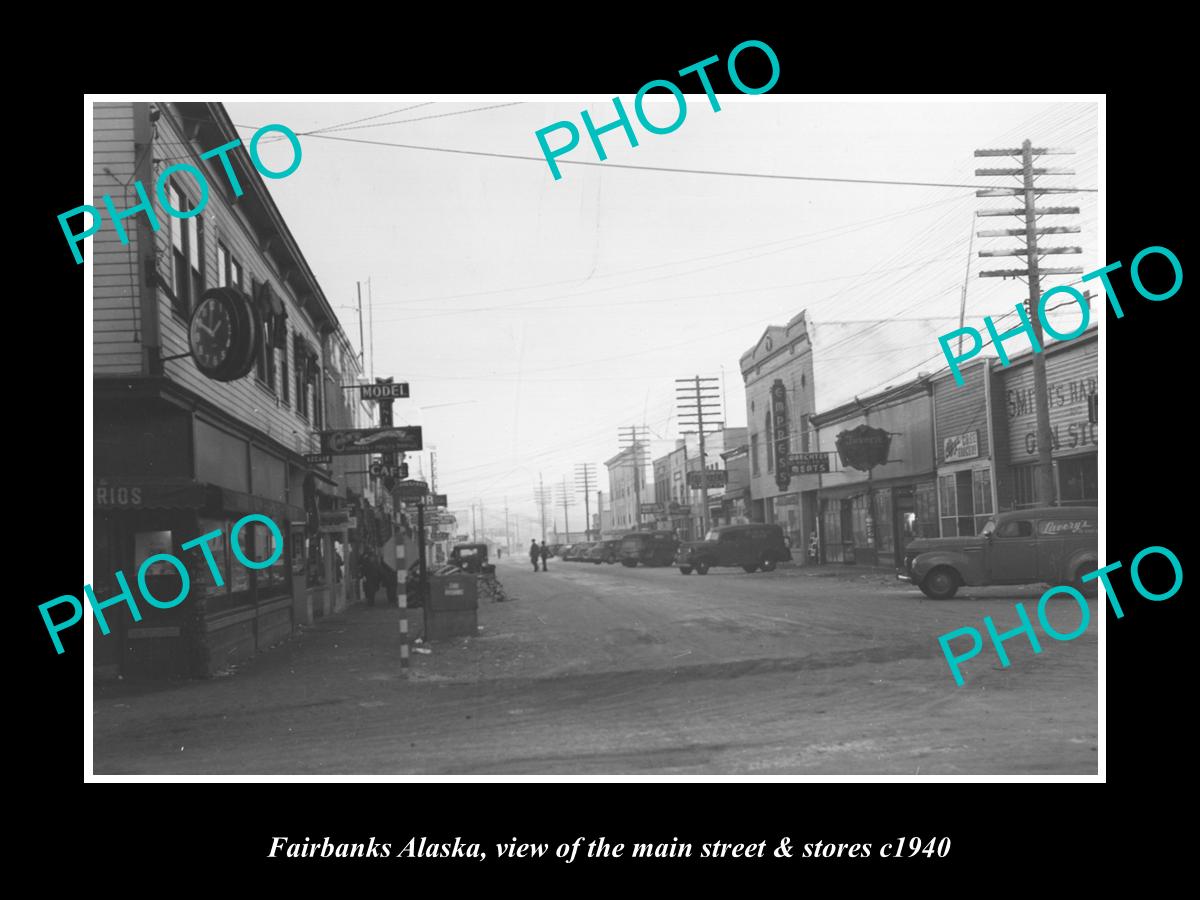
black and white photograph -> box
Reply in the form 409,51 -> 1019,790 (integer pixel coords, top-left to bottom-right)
77,91 -> 1107,779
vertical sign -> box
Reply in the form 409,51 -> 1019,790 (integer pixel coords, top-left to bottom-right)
771,379 -> 791,492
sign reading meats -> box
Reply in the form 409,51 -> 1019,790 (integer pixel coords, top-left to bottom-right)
320,426 -> 423,455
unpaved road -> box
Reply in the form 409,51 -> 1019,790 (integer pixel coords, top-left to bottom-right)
93,558 -> 1097,774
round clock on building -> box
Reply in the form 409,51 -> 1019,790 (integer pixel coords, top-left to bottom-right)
188,287 -> 259,382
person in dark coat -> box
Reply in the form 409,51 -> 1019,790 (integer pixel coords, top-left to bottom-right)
361,549 -> 381,607
529,539 -> 540,572
539,541 -> 550,572
381,560 -> 398,607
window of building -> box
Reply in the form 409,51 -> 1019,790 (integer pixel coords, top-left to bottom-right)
972,467 -> 994,532
168,182 -> 204,318
1058,454 -> 1098,505
294,335 -> 309,419
231,258 -> 243,291
280,330 -> 290,407
217,243 -> 229,288
938,473 -> 958,537
751,433 -> 760,477
1012,463 -> 1044,509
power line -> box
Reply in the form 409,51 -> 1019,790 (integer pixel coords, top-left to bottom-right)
296,130 -> 1101,190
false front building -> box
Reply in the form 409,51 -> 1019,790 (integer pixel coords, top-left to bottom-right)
91,101 -> 372,678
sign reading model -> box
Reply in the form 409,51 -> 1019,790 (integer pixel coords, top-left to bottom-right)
360,382 -> 410,401
320,426 -> 423,455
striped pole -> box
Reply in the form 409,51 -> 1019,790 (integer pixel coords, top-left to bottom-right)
397,540 -> 409,670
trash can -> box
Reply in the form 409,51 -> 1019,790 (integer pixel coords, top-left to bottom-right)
426,573 -> 479,641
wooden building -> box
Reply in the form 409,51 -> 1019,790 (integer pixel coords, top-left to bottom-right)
91,101 -> 373,678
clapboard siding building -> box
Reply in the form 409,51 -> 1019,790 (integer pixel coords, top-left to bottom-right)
91,101 -> 372,679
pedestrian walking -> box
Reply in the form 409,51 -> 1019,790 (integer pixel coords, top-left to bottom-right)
361,549 -> 381,607
381,560 -> 398,607
529,539 -> 540,572
539,541 -> 549,572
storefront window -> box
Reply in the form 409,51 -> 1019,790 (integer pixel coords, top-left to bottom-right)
821,499 -> 842,564
1012,463 -> 1045,509
938,474 -> 958,537
914,481 -> 937,539
875,488 -> 893,555
972,467 -> 994,533
229,521 -> 250,597
1058,454 -> 1098,505
191,518 -> 228,600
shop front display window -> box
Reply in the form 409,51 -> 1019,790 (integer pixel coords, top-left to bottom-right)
1058,454 -> 1098,505
191,518 -> 228,600
938,473 -> 958,537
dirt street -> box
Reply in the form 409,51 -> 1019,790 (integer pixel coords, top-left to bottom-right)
93,557 -> 1098,774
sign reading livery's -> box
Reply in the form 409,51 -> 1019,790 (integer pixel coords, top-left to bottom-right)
320,426 -> 423,455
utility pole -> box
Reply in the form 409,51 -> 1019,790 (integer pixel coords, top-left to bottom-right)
975,140 -> 1081,507
471,503 -> 477,542
677,376 -> 723,538
504,496 -> 510,554
617,425 -> 650,529
429,450 -> 437,494
534,473 -> 552,543
367,277 -> 375,380
355,281 -> 366,367
555,476 -> 577,543
575,463 -> 596,540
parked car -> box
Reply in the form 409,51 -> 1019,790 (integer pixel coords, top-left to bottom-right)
898,506 -> 1099,600
448,542 -> 488,574
675,524 -> 793,575
587,539 -> 621,564
618,531 -> 680,567
560,543 -> 581,561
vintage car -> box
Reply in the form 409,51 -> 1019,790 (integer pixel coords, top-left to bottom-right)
587,539 -> 622,564
618,531 -> 680,567
898,506 -> 1098,600
563,543 -> 589,561
448,542 -> 489,574
674,524 -> 793,575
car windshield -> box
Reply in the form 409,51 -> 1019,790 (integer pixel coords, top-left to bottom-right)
979,519 -> 997,536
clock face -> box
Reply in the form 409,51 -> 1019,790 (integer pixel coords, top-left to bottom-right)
190,295 -> 234,373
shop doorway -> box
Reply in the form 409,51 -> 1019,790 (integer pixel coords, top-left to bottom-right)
893,486 -> 917,568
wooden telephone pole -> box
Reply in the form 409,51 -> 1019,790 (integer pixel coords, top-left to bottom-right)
575,463 -> 597,540
975,140 -> 1081,507
617,426 -> 650,529
677,376 -> 723,538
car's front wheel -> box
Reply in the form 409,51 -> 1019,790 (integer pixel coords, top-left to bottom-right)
679,566 -> 693,575
742,564 -> 758,573
621,560 -> 637,568
760,555 -> 777,572
695,562 -> 709,575
920,566 -> 960,600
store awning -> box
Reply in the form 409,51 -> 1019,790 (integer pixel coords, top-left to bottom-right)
94,477 -> 304,522
94,477 -> 222,511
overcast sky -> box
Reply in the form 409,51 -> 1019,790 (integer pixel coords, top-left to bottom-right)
228,97 -> 1099,540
